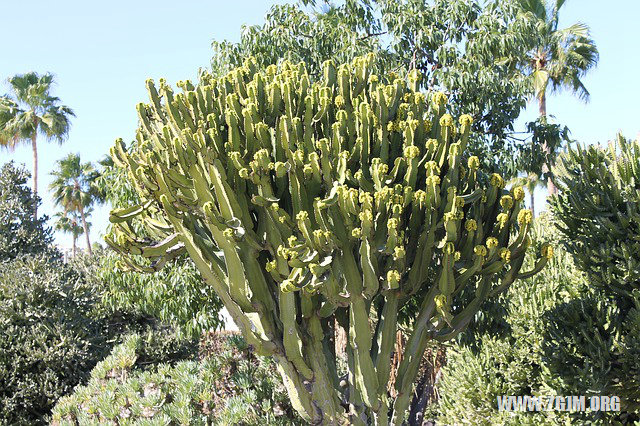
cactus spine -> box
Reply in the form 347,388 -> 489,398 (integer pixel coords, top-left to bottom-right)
107,55 -> 548,425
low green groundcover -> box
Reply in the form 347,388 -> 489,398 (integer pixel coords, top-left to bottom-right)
51,332 -> 300,425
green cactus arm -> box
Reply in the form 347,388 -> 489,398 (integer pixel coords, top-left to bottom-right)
136,233 -> 181,258
435,277 -> 492,341
178,220 -> 276,355
404,217 -> 437,295
201,204 -> 254,312
306,315 -> 348,423
391,285 -> 439,425
373,292 -> 399,395
273,354 -> 318,424
360,238 -> 379,299
280,290 -> 314,379
349,296 -> 380,411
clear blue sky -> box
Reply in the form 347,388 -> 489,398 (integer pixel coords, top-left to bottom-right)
1,0 -> 638,249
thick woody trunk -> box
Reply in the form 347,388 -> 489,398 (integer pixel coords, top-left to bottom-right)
79,206 -> 92,255
72,235 -> 77,258
31,133 -> 38,218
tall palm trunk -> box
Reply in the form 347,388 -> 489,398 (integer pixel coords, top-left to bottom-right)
79,205 -> 92,255
72,234 -> 77,258
31,132 -> 38,218
538,88 -> 557,196
530,188 -> 536,217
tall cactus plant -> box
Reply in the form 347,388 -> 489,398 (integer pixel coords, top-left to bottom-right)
105,54 -> 550,425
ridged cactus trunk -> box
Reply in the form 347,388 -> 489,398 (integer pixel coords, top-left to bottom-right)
106,55 -> 550,425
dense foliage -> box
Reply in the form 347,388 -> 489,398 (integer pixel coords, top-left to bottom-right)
0,255 -> 110,425
551,134 -> 640,300
101,251 -> 225,338
0,162 -> 56,261
51,333 -> 301,425
0,169 -> 199,425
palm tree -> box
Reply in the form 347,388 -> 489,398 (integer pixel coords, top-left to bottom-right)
519,0 -> 598,194
50,154 -> 100,255
53,210 -> 88,258
0,72 -> 75,217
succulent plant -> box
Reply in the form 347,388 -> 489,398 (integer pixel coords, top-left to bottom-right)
552,134 -> 640,300
105,54 -> 548,425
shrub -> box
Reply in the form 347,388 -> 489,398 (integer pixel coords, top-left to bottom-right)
436,212 -> 640,423
0,255 -> 110,425
51,333 -> 301,425
0,248 -> 199,424
541,292 -> 640,421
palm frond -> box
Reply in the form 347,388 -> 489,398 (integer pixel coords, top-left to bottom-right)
522,0 -> 598,105
54,211 -> 85,237
1,72 -> 74,149
532,69 -> 550,99
49,153 -> 99,212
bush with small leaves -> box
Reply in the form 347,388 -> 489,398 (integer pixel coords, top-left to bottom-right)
0,255 -> 110,425
0,248 -> 198,424
541,292 -> 640,422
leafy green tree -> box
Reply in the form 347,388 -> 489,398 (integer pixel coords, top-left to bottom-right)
49,154 -> 100,255
519,0 -> 598,193
0,73 -> 74,217
210,0 -> 541,176
100,251 -> 225,338
0,162 -> 56,261
53,209 -> 87,258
